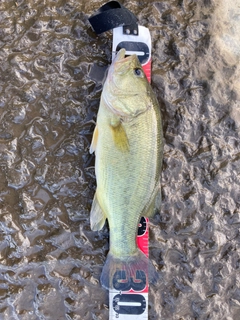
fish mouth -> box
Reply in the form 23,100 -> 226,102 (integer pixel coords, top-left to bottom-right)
113,48 -> 136,64
109,48 -> 137,80
114,48 -> 126,61
107,49 -> 131,91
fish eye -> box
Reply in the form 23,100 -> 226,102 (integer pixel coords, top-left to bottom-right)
134,68 -> 143,77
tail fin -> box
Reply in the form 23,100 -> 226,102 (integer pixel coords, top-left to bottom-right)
100,248 -> 158,290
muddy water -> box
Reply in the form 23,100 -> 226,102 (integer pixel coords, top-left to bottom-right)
0,0 -> 240,319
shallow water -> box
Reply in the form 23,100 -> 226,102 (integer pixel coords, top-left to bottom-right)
0,0 -> 240,319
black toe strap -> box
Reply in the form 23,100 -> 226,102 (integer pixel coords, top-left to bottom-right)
88,1 -> 138,35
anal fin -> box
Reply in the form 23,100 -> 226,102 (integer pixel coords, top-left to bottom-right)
90,125 -> 98,154
90,192 -> 106,231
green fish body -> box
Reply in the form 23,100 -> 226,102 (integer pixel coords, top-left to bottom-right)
90,49 -> 163,289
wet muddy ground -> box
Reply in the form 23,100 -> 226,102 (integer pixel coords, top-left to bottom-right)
0,0 -> 240,319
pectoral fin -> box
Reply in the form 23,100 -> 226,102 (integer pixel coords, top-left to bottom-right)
90,192 -> 106,231
90,126 -> 98,154
110,121 -> 129,152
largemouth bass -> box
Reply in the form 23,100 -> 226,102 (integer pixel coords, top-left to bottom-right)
90,48 -> 163,289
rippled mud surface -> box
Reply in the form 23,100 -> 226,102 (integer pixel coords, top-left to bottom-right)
0,0 -> 240,319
